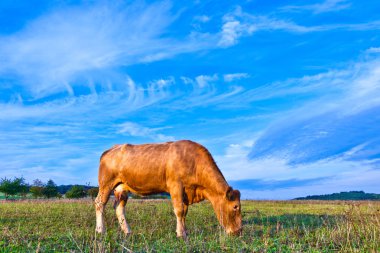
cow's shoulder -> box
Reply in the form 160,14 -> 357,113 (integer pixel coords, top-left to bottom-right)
100,144 -> 126,159
174,139 -> 201,147
173,140 -> 213,159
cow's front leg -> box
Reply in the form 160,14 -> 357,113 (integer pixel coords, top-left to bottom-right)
170,185 -> 187,238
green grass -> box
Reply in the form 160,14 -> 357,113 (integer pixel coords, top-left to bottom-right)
0,199 -> 379,252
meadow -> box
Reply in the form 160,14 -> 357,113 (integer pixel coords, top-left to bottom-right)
0,199 -> 379,252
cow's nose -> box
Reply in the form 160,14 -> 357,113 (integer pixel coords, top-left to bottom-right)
231,228 -> 242,236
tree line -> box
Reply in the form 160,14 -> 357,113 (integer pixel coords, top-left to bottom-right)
294,191 -> 380,201
0,177 -> 99,200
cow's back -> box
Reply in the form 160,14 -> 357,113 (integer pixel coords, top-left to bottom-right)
100,140 -> 210,195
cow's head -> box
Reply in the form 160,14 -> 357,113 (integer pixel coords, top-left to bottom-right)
218,187 -> 242,236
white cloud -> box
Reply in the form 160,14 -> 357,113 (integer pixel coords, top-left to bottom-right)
217,142 -> 375,181
216,54 -> 380,111
215,140 -> 380,199
180,76 -> 194,85
0,1 -> 215,99
118,122 -> 175,142
148,77 -> 175,90
217,6 -> 380,47
0,127 -> 101,185
194,15 -> 211,23
223,73 -> 250,82
0,75 -> 167,121
218,20 -> 247,47
195,74 -> 218,88
243,53 -> 380,174
218,8 -> 312,47
170,74 -> 246,108
366,47 -> 380,54
281,0 -> 351,14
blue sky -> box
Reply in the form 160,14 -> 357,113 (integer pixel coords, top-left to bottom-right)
1,0 -> 379,199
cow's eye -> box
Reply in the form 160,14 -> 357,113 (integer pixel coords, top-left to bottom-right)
233,205 -> 239,210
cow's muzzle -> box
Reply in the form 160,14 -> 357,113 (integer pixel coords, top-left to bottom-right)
228,228 -> 242,236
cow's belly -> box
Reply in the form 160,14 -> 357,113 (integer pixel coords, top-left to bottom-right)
116,162 -> 168,195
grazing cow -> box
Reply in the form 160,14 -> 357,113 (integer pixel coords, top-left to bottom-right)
95,140 -> 242,238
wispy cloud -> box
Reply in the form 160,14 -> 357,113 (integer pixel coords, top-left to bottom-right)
195,74 -> 219,88
174,74 -> 245,108
248,52 -> 380,164
0,75 -> 168,122
117,121 -> 175,142
215,139 -> 380,199
0,1 -> 214,99
0,122 -> 101,184
281,0 -> 351,14
366,47 -> 380,54
224,73 -> 250,82
218,6 -> 380,47
218,20 -> 249,47
194,15 -> 211,23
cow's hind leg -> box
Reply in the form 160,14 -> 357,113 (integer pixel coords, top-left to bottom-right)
114,184 -> 132,235
170,183 -> 187,238
95,186 -> 113,234
183,203 -> 189,234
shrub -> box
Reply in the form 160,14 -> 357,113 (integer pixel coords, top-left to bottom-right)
42,179 -> 59,198
87,187 -> 99,200
0,177 -> 29,199
30,179 -> 45,198
66,185 -> 87,199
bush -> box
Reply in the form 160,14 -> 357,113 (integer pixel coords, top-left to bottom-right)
0,177 -> 29,199
87,187 -> 99,200
30,179 -> 44,198
42,179 -> 59,198
66,185 -> 87,199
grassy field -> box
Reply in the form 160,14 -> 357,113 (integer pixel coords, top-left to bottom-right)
0,199 -> 379,252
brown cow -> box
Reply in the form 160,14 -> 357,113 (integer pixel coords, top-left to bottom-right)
94,140 -> 242,238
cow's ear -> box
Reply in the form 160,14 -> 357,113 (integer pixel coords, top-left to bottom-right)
233,189 -> 241,200
226,187 -> 241,201
226,187 -> 234,201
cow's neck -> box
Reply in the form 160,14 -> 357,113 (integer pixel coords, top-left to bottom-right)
201,165 -> 229,199
202,179 -> 229,228
203,180 -> 229,199
201,168 -> 229,209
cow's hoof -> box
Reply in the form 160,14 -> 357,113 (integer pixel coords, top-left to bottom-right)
95,227 -> 105,234
123,231 -> 132,237
177,232 -> 188,241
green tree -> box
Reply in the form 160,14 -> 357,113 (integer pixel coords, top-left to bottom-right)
66,185 -> 87,199
16,177 -> 29,199
42,179 -> 58,198
87,187 -> 99,200
0,178 -> 15,199
0,177 -> 28,199
30,179 -> 45,198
